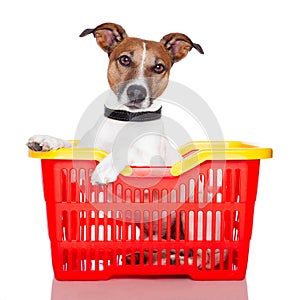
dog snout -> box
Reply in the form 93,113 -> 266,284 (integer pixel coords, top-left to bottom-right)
127,85 -> 147,103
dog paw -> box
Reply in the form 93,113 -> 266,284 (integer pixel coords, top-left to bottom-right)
91,155 -> 119,185
27,135 -> 71,152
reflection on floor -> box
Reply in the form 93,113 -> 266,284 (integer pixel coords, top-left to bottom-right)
51,277 -> 248,300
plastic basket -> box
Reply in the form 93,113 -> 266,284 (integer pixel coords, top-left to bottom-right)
29,141 -> 272,280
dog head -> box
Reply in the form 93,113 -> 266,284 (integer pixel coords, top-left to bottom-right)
80,23 -> 204,109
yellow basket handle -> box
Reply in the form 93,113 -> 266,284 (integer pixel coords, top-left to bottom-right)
170,141 -> 273,176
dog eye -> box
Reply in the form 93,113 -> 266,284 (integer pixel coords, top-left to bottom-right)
153,63 -> 166,74
118,55 -> 131,67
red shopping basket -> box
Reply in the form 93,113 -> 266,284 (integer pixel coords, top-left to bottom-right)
29,141 -> 272,280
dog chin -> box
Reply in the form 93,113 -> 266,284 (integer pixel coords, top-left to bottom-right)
125,101 -> 149,110
119,98 -> 153,110
124,103 -> 142,110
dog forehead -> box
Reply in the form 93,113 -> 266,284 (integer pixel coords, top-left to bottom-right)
111,38 -> 170,62
144,40 -> 171,61
110,38 -> 144,57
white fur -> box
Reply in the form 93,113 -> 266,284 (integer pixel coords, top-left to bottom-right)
91,153 -> 119,185
78,96 -> 181,184
139,42 -> 146,76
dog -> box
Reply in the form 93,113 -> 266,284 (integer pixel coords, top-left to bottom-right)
27,22 -> 217,268
27,23 -> 204,184
27,22 -> 204,184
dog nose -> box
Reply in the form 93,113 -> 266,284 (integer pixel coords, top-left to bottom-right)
127,85 -> 147,103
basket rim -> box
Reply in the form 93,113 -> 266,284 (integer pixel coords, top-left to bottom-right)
28,140 -> 272,176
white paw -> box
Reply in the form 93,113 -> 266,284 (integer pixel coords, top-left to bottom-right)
27,135 -> 71,152
91,155 -> 119,185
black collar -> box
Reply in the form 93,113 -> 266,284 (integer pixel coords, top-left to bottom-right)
104,105 -> 162,122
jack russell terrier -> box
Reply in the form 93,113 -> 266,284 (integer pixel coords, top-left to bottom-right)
27,22 -> 204,185
27,22 -> 219,268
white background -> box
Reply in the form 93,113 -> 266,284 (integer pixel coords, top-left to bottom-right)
0,0 -> 299,299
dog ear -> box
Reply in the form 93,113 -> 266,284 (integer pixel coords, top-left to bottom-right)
160,33 -> 204,63
80,23 -> 127,54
